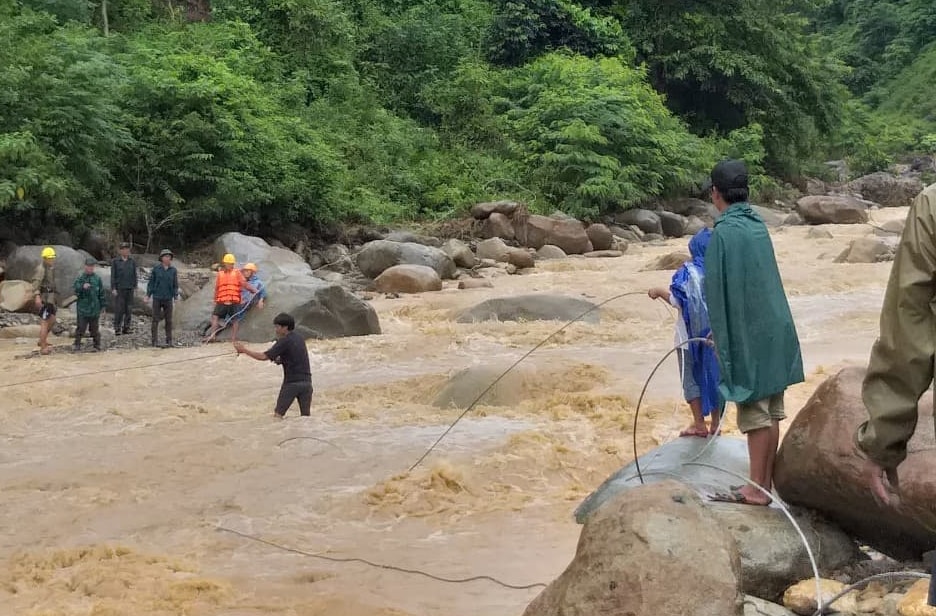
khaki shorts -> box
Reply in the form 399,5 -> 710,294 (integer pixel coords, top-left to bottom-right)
737,392 -> 786,434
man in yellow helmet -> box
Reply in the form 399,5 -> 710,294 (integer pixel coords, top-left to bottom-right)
203,253 -> 256,344
32,246 -> 58,355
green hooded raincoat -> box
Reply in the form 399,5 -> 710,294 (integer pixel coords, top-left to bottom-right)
704,202 -> 805,403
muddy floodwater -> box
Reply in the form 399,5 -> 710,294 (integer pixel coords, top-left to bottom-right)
0,211 -> 906,616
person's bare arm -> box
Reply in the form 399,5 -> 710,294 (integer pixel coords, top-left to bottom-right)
233,341 -> 267,361
648,287 -> 671,301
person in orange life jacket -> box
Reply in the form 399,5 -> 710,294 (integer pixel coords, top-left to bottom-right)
203,253 -> 256,344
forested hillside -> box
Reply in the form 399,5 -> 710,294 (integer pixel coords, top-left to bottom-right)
1,0 -> 934,246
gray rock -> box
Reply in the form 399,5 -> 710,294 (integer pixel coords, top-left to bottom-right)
614,208 -> 662,235
481,212 -> 515,241
513,214 -> 554,249
457,279 -> 493,290
782,212 -> 805,226
847,172 -> 923,208
744,596 -> 797,616
0,280 -> 34,312
796,196 -> 870,225
535,245 -> 567,260
374,264 -> 442,294
873,218 -> 906,237
470,200 -> 521,220
524,481 -> 743,616
642,232 -> 665,242
441,238 -> 476,269
585,224 -> 613,251
383,231 -> 441,247
506,248 -> 535,269
834,237 -> 897,263
583,250 -> 623,258
659,211 -> 688,237
576,438 -> 862,601
357,240 -> 456,280
643,251 -> 690,271
433,363 -> 531,409
685,215 -> 707,235
476,237 -> 511,262
456,294 -> 600,324
775,367 -> 936,560
752,205 -> 788,227
548,219 -> 593,255
213,232 -> 314,279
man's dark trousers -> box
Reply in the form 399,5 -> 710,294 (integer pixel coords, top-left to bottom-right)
152,298 -> 173,344
114,288 -> 134,332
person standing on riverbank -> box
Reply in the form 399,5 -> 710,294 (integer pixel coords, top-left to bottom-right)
73,257 -> 107,351
704,159 -> 804,506
146,248 -> 179,348
111,241 -> 138,335
647,227 -> 723,438
31,246 -> 58,355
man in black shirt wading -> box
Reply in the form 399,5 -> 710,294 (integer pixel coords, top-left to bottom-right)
234,313 -> 313,419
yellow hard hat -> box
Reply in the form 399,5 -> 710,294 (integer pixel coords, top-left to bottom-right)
243,262 -> 257,272
41,247 -> 56,259
222,253 -> 236,264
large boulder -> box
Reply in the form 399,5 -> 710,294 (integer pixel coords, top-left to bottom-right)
456,294 -> 600,324
523,481 -> 743,616
548,219 -> 592,255
752,205 -> 787,227
374,265 -> 442,294
476,237 -> 511,262
795,196 -> 870,225
481,212 -> 515,240
5,245 -> 93,306
176,234 -> 380,342
470,200 -> 521,220
847,172 -> 923,208
515,214 -> 556,249
506,248 -> 535,269
833,237 -> 897,263
432,364 -> 532,409
441,238 -> 476,269
213,232 -> 315,279
0,280 -> 35,312
356,239 -> 456,280
586,224 -> 613,251
535,245 -> 567,260
615,208 -> 663,235
575,437 -> 862,601
774,367 -> 936,560
383,231 -> 441,247
659,211 -> 688,237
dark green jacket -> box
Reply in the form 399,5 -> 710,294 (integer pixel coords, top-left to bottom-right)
704,202 -> 804,403
74,272 -> 107,318
147,264 -> 178,301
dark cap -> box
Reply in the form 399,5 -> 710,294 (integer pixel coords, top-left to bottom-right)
159,248 -> 174,258
705,159 -> 749,194
84,257 -> 97,266
119,241 -> 131,249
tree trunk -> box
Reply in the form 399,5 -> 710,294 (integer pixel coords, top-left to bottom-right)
101,0 -> 109,35
185,0 -> 211,22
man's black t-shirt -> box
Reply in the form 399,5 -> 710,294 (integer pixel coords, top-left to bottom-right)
264,331 -> 312,384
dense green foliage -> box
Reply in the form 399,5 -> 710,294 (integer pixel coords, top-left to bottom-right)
1,0 -> 935,245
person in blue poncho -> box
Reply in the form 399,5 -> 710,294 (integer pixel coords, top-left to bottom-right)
648,228 -> 724,438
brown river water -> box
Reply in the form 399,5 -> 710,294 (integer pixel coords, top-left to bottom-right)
0,209 -> 906,616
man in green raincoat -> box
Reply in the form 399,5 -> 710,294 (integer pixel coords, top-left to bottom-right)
73,257 -> 107,351
704,159 -> 805,506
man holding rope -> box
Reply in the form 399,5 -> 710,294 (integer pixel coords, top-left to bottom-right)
704,159 -> 804,506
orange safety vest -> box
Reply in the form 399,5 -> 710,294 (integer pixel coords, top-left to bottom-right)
214,268 -> 243,304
